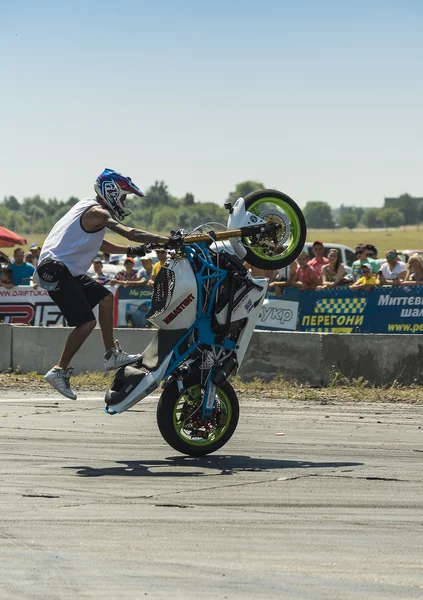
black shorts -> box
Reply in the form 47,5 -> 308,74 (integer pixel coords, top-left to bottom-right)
48,268 -> 111,327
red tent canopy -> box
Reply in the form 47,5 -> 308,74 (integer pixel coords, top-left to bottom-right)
0,226 -> 27,248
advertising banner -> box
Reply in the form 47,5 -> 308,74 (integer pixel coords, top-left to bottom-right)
116,287 -> 153,328
1,284 -> 423,333
298,285 -> 423,334
0,286 -> 116,327
256,288 -> 300,331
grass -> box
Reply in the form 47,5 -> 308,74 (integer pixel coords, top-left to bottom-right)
306,227 -> 423,255
1,370 -> 422,404
4,227 -> 423,259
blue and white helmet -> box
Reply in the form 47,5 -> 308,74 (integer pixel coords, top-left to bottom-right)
94,168 -> 145,221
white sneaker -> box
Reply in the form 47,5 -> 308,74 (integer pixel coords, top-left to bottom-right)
104,340 -> 142,371
44,366 -> 77,400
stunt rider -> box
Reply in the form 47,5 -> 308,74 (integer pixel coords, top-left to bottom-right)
36,168 -> 168,400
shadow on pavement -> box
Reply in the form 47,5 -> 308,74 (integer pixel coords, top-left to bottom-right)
64,455 -> 362,478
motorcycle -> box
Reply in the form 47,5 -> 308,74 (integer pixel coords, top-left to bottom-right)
105,189 -> 306,456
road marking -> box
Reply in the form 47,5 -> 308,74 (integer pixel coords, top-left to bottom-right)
0,394 -> 161,403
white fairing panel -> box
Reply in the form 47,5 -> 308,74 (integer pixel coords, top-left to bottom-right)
227,197 -> 267,260
234,277 -> 269,366
150,258 -> 198,330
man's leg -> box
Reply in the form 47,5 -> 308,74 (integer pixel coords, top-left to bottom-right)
98,292 -> 114,351
57,320 -> 97,369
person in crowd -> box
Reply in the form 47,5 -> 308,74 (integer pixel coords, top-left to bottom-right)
365,244 -> 378,260
148,249 -> 169,288
92,259 -> 110,285
401,254 -> 423,285
317,248 -> 345,290
377,249 -> 407,286
110,257 -> 143,287
292,251 -> 319,290
36,168 -> 168,400
29,243 -> 41,266
0,267 -> 14,289
25,252 -> 36,266
351,244 -> 379,279
102,252 -> 111,264
350,263 -> 377,291
308,241 -> 329,281
268,262 -> 296,296
138,257 -> 154,286
10,247 -> 36,285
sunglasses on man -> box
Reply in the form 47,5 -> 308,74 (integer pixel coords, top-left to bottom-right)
356,250 -> 364,255
360,269 -> 371,274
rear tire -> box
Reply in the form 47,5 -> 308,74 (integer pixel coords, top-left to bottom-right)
157,376 -> 239,456
242,189 -> 306,270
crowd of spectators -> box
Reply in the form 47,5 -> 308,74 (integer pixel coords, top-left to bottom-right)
249,240 -> 423,294
1,241 -> 423,295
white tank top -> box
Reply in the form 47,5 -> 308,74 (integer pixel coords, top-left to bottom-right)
39,199 -> 106,276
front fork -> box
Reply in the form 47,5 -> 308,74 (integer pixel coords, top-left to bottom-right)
176,369 -> 217,421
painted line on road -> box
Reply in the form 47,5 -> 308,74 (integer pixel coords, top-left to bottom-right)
0,394 -> 161,403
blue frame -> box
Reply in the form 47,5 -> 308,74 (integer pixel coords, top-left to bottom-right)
161,242 -> 236,417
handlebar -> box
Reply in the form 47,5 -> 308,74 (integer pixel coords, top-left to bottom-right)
128,222 -> 279,256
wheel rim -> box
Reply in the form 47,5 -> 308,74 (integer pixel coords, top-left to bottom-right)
173,384 -> 233,447
244,197 -> 303,262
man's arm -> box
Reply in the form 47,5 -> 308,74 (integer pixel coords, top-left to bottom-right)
82,206 -> 168,245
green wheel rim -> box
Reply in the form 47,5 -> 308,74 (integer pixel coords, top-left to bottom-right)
173,384 -> 233,447
245,197 -> 303,262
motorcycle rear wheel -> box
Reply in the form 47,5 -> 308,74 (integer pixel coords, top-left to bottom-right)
241,189 -> 306,270
156,376 -> 239,456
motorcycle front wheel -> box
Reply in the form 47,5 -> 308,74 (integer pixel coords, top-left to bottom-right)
156,376 -> 239,456
241,189 -> 306,270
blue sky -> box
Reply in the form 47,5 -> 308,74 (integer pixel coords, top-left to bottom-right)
1,0 -> 422,209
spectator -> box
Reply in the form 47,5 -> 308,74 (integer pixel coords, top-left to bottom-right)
138,257 -> 154,286
0,267 -> 14,289
401,254 -> 423,285
148,249 -> 168,288
29,243 -> 41,266
102,252 -> 111,264
268,261 -> 296,296
377,249 -> 407,286
9,247 -> 35,285
350,263 -> 377,291
25,252 -> 36,266
292,251 -> 319,290
308,241 -> 329,280
92,259 -> 110,285
365,244 -> 378,260
110,257 -> 142,287
352,244 -> 379,280
317,248 -> 345,289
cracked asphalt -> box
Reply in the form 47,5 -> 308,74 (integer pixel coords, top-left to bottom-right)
0,392 -> 422,599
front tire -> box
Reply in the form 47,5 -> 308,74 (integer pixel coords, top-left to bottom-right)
242,189 -> 306,270
157,376 -> 239,456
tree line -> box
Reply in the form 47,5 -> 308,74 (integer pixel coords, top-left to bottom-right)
0,181 -> 265,235
304,194 -> 423,229
2,183 -> 421,233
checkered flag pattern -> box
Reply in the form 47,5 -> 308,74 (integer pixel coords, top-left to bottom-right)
315,297 -> 368,315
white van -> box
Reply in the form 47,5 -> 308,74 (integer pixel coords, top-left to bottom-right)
303,242 -> 356,274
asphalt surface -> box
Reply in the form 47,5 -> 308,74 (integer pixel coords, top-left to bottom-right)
0,391 -> 422,600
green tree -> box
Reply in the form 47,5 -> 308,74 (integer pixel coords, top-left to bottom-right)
304,201 -> 334,228
362,208 -> 382,228
339,212 -> 358,229
227,181 -> 265,205
3,196 -> 20,211
379,207 -> 405,228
